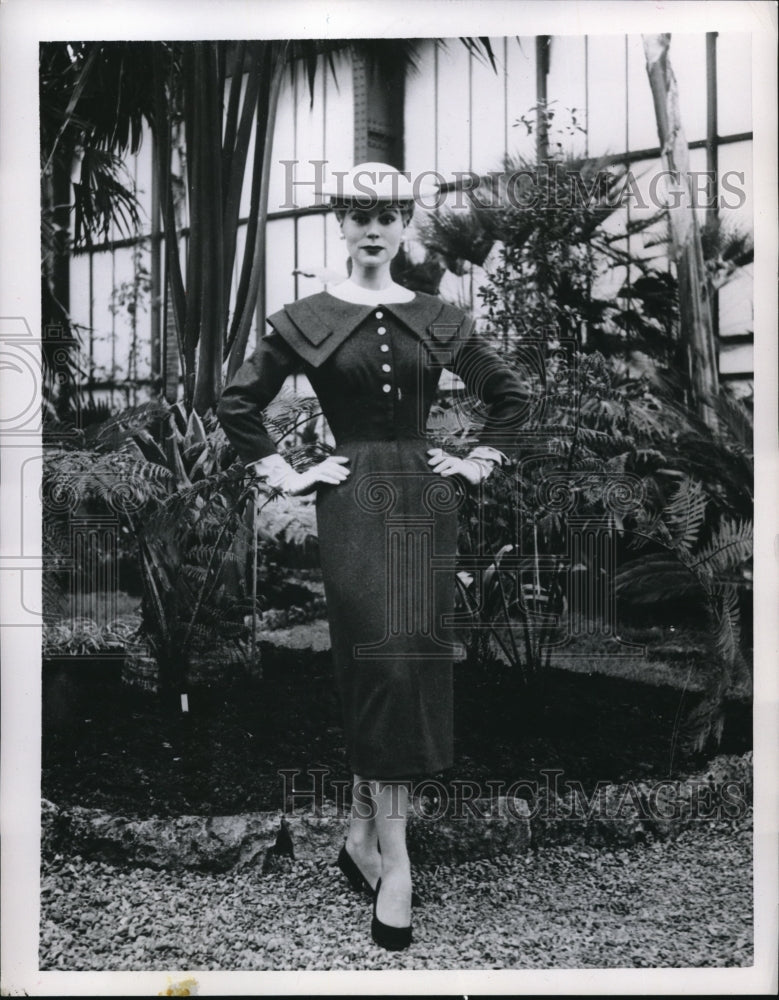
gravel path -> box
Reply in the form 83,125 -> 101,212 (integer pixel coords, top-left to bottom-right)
40,814 -> 752,971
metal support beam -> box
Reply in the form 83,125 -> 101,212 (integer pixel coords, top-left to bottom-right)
353,53 -> 405,168
706,32 -> 720,344
535,36 -> 551,162
150,130 -> 162,384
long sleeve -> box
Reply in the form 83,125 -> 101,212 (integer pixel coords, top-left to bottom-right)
216,330 -> 300,464
450,327 -> 530,461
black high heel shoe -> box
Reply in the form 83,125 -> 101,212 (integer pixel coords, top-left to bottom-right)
371,878 -> 412,951
337,843 -> 376,896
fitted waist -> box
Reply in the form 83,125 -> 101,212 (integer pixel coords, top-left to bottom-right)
335,431 -> 428,445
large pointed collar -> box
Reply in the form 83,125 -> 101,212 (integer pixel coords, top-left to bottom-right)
288,291 -> 452,340
268,290 -> 468,367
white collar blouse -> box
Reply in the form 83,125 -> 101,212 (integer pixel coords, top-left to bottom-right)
326,278 -> 416,306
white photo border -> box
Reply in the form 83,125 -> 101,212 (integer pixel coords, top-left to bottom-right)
1,0 -> 776,995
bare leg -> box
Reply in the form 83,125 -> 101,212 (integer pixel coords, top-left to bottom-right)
372,780 -> 412,928
345,773 -> 381,891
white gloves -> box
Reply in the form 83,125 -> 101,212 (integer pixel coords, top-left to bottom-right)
427,446 -> 504,485
248,452 -> 350,496
250,446 -> 503,495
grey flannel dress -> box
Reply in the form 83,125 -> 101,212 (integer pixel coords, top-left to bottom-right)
217,291 -> 527,779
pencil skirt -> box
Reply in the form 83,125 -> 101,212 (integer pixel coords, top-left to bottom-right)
315,438 -> 461,779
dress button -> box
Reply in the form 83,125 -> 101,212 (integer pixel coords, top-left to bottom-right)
382,383 -> 392,393
381,363 -> 391,373
375,311 -> 384,319
380,344 -> 389,353
377,326 -> 387,335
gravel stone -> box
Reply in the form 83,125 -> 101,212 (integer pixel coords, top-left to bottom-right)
39,811 -> 753,971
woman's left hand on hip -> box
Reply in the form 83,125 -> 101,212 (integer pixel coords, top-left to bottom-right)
427,448 -> 486,486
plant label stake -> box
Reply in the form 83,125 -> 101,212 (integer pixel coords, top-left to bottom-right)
180,693 -> 189,713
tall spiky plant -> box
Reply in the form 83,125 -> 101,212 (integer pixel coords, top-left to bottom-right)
43,385 -> 331,704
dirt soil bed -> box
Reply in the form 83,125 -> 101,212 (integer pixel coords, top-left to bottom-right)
42,645 -> 752,819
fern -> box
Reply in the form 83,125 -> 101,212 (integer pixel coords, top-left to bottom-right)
663,477 -> 707,555
691,518 -> 753,578
84,399 -> 170,451
615,555 -> 705,604
680,585 -> 748,753
712,585 -> 742,668
681,691 -> 727,754
261,387 -> 322,441
257,494 -> 319,547
714,390 -> 753,454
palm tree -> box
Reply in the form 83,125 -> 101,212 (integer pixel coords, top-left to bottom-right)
40,42 -> 154,415
642,33 -> 720,430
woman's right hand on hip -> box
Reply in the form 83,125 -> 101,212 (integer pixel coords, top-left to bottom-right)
249,453 -> 350,495
286,455 -> 351,495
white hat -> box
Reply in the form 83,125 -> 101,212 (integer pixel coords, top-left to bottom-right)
318,161 -> 437,205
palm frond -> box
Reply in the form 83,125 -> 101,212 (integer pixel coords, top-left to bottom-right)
457,37 -> 497,71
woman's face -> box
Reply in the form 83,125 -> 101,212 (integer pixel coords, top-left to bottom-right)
340,204 -> 407,272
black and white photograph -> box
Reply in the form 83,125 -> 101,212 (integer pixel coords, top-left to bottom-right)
1,0 -> 777,995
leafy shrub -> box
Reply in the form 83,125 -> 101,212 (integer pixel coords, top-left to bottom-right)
42,615 -> 141,657
419,112 -> 752,751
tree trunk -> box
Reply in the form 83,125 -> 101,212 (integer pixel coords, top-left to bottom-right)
226,42 -> 289,382
643,33 -> 719,429
151,41 -> 290,414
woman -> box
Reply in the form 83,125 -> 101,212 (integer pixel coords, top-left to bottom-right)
217,162 -> 527,951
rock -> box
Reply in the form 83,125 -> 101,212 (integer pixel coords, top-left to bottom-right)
258,619 -> 331,653
528,752 -> 753,848
42,800 -> 281,873
276,802 -> 348,861
278,795 -> 531,866
408,796 -> 531,865
40,752 -> 749,872
42,794 -> 533,872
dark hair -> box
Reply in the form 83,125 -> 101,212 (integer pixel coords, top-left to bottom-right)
332,199 -> 414,224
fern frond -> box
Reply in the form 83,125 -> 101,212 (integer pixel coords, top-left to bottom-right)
714,391 -> 753,454
634,447 -> 667,465
85,399 -> 170,451
681,693 -> 727,754
181,565 -> 210,584
615,555 -> 703,603
712,585 -> 742,668
184,545 -> 232,568
262,389 -> 322,439
663,477 -> 707,554
258,495 -> 319,546
692,518 -> 753,577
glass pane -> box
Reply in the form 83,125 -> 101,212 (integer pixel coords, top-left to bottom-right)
547,35 -> 588,160
404,40 -> 437,176
717,34 -> 752,138
668,34 -> 707,144
586,35 -> 627,158
505,37 -> 536,164
435,39 -> 471,177
264,218 -> 296,318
